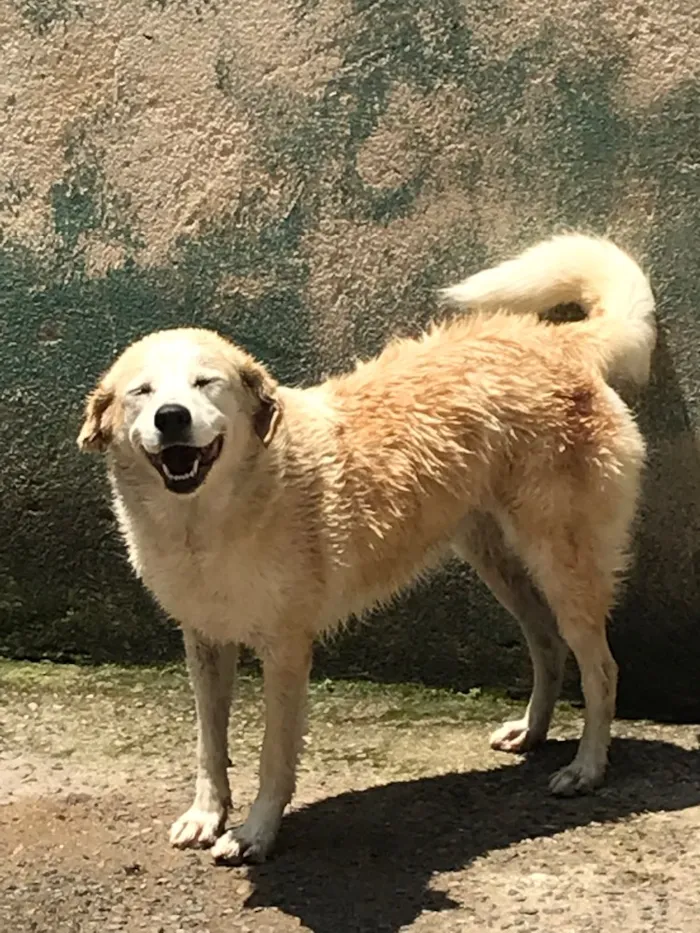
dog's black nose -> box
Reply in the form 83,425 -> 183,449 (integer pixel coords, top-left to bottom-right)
154,404 -> 192,440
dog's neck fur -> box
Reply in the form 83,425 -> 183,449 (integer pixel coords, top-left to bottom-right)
109,442 -> 281,547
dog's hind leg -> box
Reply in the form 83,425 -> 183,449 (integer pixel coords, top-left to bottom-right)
507,502 -> 631,795
453,512 -> 568,754
170,628 -> 238,849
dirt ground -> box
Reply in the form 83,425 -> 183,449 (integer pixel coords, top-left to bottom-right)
1,660 -> 699,933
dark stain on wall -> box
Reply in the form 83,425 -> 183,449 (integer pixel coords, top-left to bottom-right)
13,0 -> 85,35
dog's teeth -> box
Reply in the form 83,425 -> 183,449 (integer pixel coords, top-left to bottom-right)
163,458 -> 200,482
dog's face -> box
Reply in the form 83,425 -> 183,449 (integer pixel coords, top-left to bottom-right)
78,328 -> 280,496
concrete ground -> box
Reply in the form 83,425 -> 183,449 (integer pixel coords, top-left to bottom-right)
1,660 -> 699,933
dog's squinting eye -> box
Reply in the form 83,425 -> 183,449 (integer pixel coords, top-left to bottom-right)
129,384 -> 153,397
194,377 -> 218,389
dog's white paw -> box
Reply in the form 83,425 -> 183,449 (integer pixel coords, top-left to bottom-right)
549,760 -> 605,796
211,822 -> 277,865
169,806 -> 226,849
490,718 -> 543,753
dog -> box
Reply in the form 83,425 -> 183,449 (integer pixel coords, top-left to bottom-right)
78,233 -> 655,864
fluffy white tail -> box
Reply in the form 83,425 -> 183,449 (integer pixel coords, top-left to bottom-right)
442,233 -> 656,387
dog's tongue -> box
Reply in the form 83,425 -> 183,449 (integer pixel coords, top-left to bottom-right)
162,445 -> 198,476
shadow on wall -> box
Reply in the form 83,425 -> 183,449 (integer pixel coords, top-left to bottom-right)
239,738 -> 700,933
0,477 -> 182,665
613,327 -> 700,721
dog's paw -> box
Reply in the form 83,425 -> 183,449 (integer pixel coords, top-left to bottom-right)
490,718 -> 543,753
169,806 -> 226,849
211,823 -> 276,865
549,760 -> 604,797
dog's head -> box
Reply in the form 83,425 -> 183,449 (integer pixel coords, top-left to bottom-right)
78,328 -> 281,496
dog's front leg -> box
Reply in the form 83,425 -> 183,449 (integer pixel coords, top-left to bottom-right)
212,635 -> 313,864
170,627 -> 238,849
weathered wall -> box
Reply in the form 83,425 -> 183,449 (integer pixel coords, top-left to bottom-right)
1,0 -> 699,718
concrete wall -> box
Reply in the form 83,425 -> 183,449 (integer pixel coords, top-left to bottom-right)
1,0 -> 699,719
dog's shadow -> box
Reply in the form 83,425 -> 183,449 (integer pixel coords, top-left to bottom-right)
238,737 -> 699,933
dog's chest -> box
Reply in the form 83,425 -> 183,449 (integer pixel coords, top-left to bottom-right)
128,521 -> 283,646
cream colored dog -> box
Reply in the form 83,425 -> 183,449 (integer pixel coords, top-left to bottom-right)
78,233 -> 655,864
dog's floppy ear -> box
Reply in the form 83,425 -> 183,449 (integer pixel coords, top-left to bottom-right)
240,363 -> 281,447
77,382 -> 117,453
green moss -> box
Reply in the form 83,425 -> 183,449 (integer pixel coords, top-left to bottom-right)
0,657 -> 574,726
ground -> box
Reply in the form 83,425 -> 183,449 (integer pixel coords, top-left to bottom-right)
1,661 -> 699,933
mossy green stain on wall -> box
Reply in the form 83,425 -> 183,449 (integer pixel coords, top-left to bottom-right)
50,124 -> 143,259
0,117 -> 320,666
210,2 -> 648,298
13,0 -> 84,35
213,1 -> 478,231
0,178 -> 33,224
144,0 -> 215,12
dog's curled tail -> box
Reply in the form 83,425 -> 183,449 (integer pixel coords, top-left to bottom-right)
441,233 -> 656,388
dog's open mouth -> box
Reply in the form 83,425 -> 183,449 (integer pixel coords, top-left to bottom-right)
146,436 -> 223,494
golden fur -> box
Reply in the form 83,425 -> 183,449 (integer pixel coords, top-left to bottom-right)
79,233 -> 655,863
